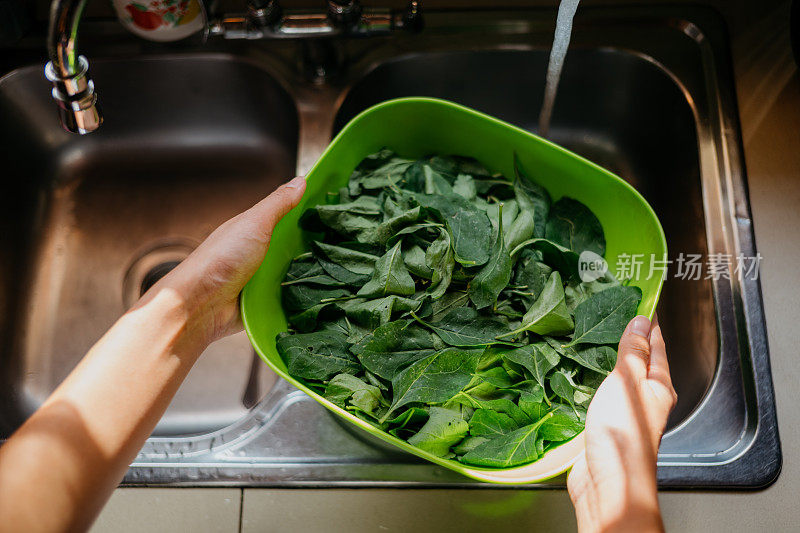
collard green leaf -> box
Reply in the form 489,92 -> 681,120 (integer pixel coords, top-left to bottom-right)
357,241 -> 416,298
567,285 -> 643,346
545,197 -> 606,256
276,331 -> 360,381
384,348 -> 482,420
408,406 -> 469,457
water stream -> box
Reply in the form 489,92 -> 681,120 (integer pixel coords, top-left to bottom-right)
537,0 -> 580,138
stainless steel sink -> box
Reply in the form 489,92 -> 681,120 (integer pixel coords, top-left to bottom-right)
0,6 -> 780,488
0,57 -> 296,436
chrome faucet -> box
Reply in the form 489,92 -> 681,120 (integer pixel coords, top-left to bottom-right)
45,0 -> 102,134
43,0 -> 421,134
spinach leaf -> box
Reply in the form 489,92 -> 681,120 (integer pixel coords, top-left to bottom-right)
357,241 -> 416,298
351,320 -> 437,380
545,338 -> 616,374
341,295 -> 421,329
311,241 -> 379,285
383,347 -> 482,421
275,331 -> 360,381
453,436 -> 489,455
545,197 -> 606,256
412,192 -> 493,266
468,205 -> 513,309
513,153 -> 551,238
502,342 -> 560,389
386,407 -> 429,439
500,271 -> 573,338
426,227 -> 455,298
324,373 -> 386,415
418,307 -> 510,347
430,291 -> 470,321
469,409 -> 520,437
408,406 -> 469,457
568,285 -> 642,346
460,413 -> 554,467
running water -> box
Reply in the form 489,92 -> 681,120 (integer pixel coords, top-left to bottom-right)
537,0 -> 580,138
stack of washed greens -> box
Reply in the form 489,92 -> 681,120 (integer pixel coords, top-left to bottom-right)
275,149 -> 641,468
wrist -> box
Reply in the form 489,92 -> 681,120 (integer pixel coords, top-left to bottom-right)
128,277 -> 212,361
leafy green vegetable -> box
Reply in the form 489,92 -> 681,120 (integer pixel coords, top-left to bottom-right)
460,413 -> 554,467
546,197 -> 606,256
384,347 -> 482,420
324,373 -> 386,416
351,319 -> 437,380
408,406 -> 469,457
468,205 -> 513,309
275,331 -> 360,380
416,307 -> 510,347
275,149 -> 642,470
469,409 -> 520,437
412,192 -> 493,266
357,241 -> 416,298
568,285 -> 643,346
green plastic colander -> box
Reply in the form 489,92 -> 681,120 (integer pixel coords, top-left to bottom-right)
241,97 -> 666,484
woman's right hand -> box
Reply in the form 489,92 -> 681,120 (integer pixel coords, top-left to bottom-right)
567,314 -> 677,533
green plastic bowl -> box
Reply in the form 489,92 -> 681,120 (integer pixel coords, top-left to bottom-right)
241,97 -> 667,484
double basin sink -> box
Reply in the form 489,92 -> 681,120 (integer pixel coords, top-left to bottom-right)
0,7 -> 780,487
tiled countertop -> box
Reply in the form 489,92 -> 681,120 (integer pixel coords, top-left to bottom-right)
90,1 -> 800,531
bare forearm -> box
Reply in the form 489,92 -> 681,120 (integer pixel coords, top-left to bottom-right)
0,286 -> 207,532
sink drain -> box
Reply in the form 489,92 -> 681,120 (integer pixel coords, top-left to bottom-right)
122,240 -> 197,308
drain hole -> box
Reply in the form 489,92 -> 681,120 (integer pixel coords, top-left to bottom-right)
122,240 -> 196,309
140,260 -> 181,296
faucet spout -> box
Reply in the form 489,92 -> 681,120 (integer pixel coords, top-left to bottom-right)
45,0 -> 102,134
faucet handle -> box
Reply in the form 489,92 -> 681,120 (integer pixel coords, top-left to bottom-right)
327,0 -> 362,30
248,0 -> 282,29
